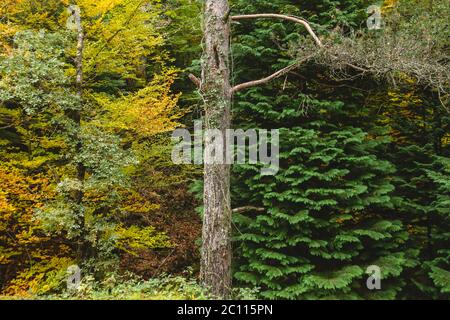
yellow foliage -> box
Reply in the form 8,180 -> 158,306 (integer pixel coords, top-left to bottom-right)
375,89 -> 427,143
0,190 -> 14,214
95,68 -> 184,137
442,133 -> 450,146
118,188 -> 160,215
115,225 -> 173,256
0,0 -> 185,296
0,167 -> 51,263
4,257 -> 74,296
0,0 -> 69,34
0,165 -> 71,296
78,0 -> 166,81
0,0 -> 22,52
382,0 -> 399,12
76,0 -> 125,17
1,0 -> 167,83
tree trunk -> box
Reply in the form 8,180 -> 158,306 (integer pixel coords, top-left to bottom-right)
200,0 -> 233,298
68,8 -> 88,262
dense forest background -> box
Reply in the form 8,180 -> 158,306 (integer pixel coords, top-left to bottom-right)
0,0 -> 449,299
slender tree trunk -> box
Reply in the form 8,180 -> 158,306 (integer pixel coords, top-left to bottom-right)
200,0 -> 233,298
69,9 -> 88,262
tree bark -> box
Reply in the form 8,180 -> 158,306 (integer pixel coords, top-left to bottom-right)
200,0 -> 233,298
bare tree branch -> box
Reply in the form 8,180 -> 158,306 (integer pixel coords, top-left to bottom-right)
232,206 -> 265,214
230,14 -> 323,94
231,14 -> 323,47
310,30 -> 450,106
231,55 -> 314,94
0,123 -> 15,129
188,73 -> 201,88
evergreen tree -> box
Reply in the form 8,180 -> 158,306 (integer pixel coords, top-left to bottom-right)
230,0 -> 418,299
